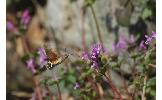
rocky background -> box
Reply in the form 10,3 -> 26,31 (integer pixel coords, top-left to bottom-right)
6,0 -> 156,99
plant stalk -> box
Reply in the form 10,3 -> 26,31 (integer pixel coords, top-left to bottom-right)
104,74 -> 123,100
90,5 -> 104,48
142,75 -> 147,100
56,82 -> 62,100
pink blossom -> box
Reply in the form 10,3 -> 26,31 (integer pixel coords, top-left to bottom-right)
38,48 -> 48,65
26,58 -> 36,74
139,40 -> 147,50
21,9 -> 31,27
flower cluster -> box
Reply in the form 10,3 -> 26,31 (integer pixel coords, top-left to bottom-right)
6,21 -> 18,33
112,34 -> 130,54
21,9 -> 31,27
139,31 -> 156,50
90,43 -> 102,69
82,43 -> 103,69
139,40 -> 147,50
7,9 -> 31,33
25,48 -> 48,74
38,48 -> 48,65
116,38 -> 127,49
73,82 -> 80,89
145,31 -> 156,45
26,58 -> 36,74
7,21 -> 15,31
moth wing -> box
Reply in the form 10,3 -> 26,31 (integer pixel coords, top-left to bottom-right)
47,49 -> 60,62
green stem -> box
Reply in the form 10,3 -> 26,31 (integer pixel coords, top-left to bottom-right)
45,84 -> 54,100
90,5 -> 104,47
81,7 -> 87,51
51,69 -> 62,100
97,71 -> 123,99
104,74 -> 123,100
142,75 -> 147,100
56,82 -> 62,100
33,75 -> 43,100
22,36 -> 43,100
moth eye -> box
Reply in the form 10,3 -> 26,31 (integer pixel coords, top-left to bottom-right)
47,63 -> 51,67
46,62 -> 51,69
52,64 -> 55,68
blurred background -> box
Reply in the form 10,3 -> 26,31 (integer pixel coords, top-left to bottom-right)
6,0 -> 156,99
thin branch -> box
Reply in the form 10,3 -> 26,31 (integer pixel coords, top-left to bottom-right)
142,75 -> 147,100
33,75 -> 43,100
90,5 -> 104,48
97,71 -> 123,100
56,82 -> 62,100
22,35 -> 43,100
119,67 -> 130,99
104,74 -> 123,100
81,7 -> 87,51
45,85 -> 54,100
148,64 -> 156,68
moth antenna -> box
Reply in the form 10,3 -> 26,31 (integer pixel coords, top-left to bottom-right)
64,48 -> 81,58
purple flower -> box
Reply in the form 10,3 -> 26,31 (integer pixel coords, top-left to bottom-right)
82,43 -> 104,69
112,43 -> 117,53
74,82 -> 80,89
139,40 -> 147,50
21,9 -> 31,27
82,52 -> 90,62
7,21 -> 14,30
145,31 -> 156,45
113,33 -> 127,50
91,61 -> 98,69
129,35 -> 135,44
30,92 -> 36,100
145,35 -> 152,45
90,43 -> 103,69
91,43 -> 102,55
6,21 -> 17,32
38,48 -> 48,65
103,48 -> 109,54
151,31 -> 156,38
26,58 -> 36,74
91,43 -> 102,60
42,88 -> 49,97
116,38 -> 127,49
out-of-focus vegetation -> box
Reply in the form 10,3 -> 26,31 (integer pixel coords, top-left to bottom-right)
6,0 -> 156,100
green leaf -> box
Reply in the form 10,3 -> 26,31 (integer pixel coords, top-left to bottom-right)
147,77 -> 156,87
101,55 -> 108,65
144,49 -> 152,60
86,69 -> 93,76
31,51 -> 39,57
40,76 -> 52,86
85,0 -> 96,7
67,74 -> 76,83
48,80 -> 58,86
150,90 -> 156,96
70,0 -> 77,2
146,87 -> 151,93
142,8 -> 152,19
21,54 -> 30,62
92,91 -> 96,97
95,74 -> 102,82
100,66 -> 107,74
